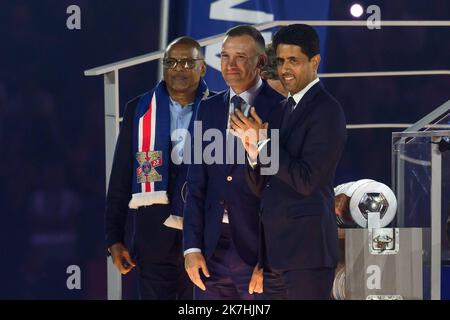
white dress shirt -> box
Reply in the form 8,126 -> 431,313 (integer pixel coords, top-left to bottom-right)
289,77 -> 320,109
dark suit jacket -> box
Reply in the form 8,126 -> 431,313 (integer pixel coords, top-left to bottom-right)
183,81 -> 284,267
105,88 -> 214,263
247,81 -> 347,270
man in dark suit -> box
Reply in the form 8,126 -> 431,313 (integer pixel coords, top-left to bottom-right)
231,24 -> 347,299
105,37 -> 212,299
183,25 -> 284,300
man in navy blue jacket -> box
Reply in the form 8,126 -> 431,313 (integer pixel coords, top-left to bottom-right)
183,25 -> 284,300
105,37 -> 212,299
231,24 -> 347,299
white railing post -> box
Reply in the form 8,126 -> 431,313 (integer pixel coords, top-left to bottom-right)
157,0 -> 170,80
104,70 -> 122,300
431,136 -> 442,300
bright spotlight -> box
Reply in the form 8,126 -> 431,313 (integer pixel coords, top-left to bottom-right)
350,4 -> 364,18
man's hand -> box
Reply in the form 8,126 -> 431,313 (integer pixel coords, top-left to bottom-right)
109,242 -> 136,275
184,252 -> 210,291
230,107 -> 268,161
248,264 -> 263,294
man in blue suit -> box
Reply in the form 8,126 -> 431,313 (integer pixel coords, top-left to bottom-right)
231,24 -> 347,299
183,25 -> 284,300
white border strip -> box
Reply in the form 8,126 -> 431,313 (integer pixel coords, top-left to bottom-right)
319,70 -> 450,78
123,121 -> 450,130
348,124 -> 450,129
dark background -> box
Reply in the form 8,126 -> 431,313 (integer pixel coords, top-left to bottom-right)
0,0 -> 449,299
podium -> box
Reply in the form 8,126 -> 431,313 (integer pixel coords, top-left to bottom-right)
340,100 -> 450,300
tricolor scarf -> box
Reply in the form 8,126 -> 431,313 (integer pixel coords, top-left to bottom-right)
128,79 -> 209,221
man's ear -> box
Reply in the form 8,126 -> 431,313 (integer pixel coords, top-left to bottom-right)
311,54 -> 321,72
200,61 -> 207,77
257,54 -> 267,69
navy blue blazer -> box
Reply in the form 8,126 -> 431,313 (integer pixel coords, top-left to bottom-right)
247,81 -> 347,270
183,81 -> 284,267
105,87 -> 214,262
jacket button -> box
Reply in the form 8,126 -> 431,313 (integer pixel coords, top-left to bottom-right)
227,176 -> 233,182
266,183 -> 270,188
219,200 -> 225,205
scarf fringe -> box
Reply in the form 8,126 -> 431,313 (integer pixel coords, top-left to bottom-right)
128,191 -> 169,209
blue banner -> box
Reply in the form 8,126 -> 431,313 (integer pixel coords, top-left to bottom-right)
179,0 -> 330,91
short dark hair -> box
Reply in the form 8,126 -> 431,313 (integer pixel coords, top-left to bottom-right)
165,36 -> 204,59
225,25 -> 265,53
272,24 -> 320,59
260,43 -> 278,80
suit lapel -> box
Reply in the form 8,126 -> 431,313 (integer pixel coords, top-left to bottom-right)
281,81 -> 323,138
269,99 -> 286,131
252,81 -> 269,119
219,90 -> 239,173
221,90 -> 230,130
217,91 -> 232,172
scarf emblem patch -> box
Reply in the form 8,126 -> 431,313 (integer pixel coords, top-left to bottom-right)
136,151 -> 163,183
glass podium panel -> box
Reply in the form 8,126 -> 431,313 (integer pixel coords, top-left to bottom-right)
391,129 -> 450,300
338,129 -> 449,300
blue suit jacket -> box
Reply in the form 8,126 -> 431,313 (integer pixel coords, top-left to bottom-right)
183,81 -> 284,266
247,81 -> 347,270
